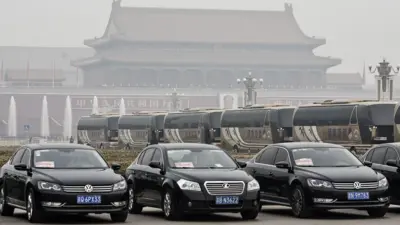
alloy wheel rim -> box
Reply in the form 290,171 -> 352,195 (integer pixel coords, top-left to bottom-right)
27,194 -> 33,219
163,193 -> 171,217
292,189 -> 302,215
128,188 -> 134,210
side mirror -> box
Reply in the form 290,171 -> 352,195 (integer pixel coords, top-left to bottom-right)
14,164 -> 27,171
149,161 -> 162,169
236,161 -> 247,168
111,163 -> 121,171
275,161 -> 290,169
386,159 -> 399,168
363,161 -> 373,167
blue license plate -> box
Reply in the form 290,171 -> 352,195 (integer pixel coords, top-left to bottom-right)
347,192 -> 369,200
77,195 -> 101,204
215,196 -> 239,205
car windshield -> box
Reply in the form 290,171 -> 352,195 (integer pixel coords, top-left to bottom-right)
33,149 -> 109,169
167,149 -> 238,169
292,147 -> 363,167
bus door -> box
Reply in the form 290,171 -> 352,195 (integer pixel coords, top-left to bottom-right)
263,110 -> 272,144
348,105 -> 361,143
197,114 -> 205,143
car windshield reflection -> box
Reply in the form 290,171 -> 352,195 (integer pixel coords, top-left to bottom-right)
292,147 -> 363,167
167,149 -> 238,169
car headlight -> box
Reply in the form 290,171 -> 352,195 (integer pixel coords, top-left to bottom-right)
378,178 -> 388,187
247,179 -> 260,191
177,179 -> 201,191
37,181 -> 61,191
113,180 -> 127,191
307,179 -> 332,188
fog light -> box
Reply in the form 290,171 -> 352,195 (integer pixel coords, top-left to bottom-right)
378,197 -> 389,202
111,201 -> 126,207
313,198 -> 335,203
42,202 -> 63,207
188,202 -> 192,207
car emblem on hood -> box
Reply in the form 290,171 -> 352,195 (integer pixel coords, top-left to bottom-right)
84,184 -> 93,193
222,183 -> 230,188
353,182 -> 361,189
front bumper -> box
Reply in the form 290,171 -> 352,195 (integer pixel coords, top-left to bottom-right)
306,187 -> 389,209
176,189 -> 260,213
36,190 -> 128,213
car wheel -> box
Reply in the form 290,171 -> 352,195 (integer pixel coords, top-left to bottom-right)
240,209 -> 259,220
0,184 -> 14,216
163,189 -> 182,220
290,185 -> 311,218
128,185 -> 143,214
367,206 -> 388,218
26,188 -> 43,223
110,211 -> 128,222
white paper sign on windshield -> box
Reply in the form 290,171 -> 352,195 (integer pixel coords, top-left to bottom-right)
215,164 -> 223,167
174,162 -> 194,168
295,158 -> 313,166
35,161 -> 55,168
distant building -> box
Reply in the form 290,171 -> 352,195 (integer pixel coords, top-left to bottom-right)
72,1 -> 357,89
0,46 -> 93,87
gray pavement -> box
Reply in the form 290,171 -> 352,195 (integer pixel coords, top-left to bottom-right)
2,206 -> 400,225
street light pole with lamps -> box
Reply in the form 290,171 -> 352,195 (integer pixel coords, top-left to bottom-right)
166,88 -> 184,111
237,72 -> 263,106
369,59 -> 399,101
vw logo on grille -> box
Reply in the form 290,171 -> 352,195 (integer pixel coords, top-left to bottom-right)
84,184 -> 93,193
353,182 -> 361,189
222,183 -> 230,189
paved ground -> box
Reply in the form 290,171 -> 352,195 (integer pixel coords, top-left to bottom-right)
2,206 -> 400,225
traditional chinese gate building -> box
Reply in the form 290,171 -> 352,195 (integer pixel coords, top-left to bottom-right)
72,1 -> 342,89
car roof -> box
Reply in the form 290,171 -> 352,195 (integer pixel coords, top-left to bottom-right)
24,143 -> 95,150
371,142 -> 400,149
151,143 -> 221,150
273,142 -> 344,150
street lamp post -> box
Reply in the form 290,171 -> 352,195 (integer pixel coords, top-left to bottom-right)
369,59 -> 399,101
166,88 -> 184,111
237,72 -> 263,106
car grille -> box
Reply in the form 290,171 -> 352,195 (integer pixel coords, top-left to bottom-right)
62,185 -> 113,193
332,182 -> 379,190
204,181 -> 245,195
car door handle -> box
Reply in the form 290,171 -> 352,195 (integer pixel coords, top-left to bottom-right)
268,172 -> 274,177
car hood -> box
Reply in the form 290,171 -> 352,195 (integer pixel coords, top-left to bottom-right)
297,166 -> 383,182
33,168 -> 123,185
170,168 -> 254,183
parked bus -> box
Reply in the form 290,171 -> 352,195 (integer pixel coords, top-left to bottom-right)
118,112 -> 166,149
220,105 -> 294,153
163,108 -> 223,144
293,100 -> 396,154
77,114 -> 119,148
394,103 -> 400,142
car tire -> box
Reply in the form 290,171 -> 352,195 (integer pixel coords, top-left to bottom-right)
0,184 -> 14,216
26,188 -> 43,223
240,209 -> 259,220
290,185 -> 312,218
110,211 -> 128,222
162,188 -> 183,220
367,206 -> 388,218
128,185 -> 143,214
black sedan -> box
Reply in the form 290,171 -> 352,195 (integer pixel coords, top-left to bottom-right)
125,143 -> 260,220
0,143 -> 128,223
245,142 -> 389,218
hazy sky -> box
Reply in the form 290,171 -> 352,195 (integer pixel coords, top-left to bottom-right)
0,0 -> 399,75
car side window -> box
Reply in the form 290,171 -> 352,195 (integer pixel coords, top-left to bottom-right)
384,147 -> 398,164
371,147 -> 387,165
20,149 -> 31,166
274,148 -> 288,165
258,147 -> 278,165
151,149 -> 162,163
365,149 -> 375,162
141,148 -> 155,166
10,149 -> 26,165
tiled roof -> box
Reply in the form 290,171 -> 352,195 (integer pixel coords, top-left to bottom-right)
89,2 -> 324,45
